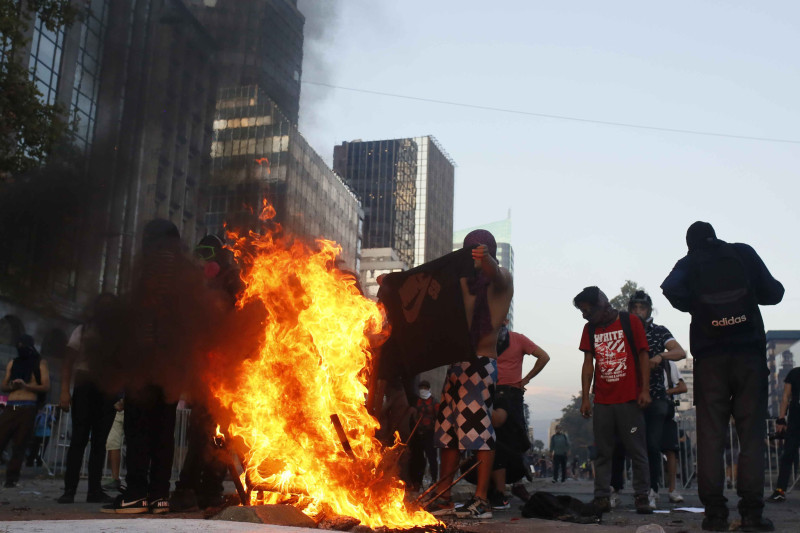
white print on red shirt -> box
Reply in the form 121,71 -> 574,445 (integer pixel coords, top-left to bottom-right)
595,329 -> 629,384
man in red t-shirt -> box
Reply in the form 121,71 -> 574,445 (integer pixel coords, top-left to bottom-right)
574,286 -> 653,515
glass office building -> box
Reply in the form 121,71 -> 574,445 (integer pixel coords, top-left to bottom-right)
333,139 -> 418,268
412,136 -> 455,266
206,86 -> 362,269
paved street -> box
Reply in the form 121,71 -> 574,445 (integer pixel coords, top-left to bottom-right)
1,470 -> 800,532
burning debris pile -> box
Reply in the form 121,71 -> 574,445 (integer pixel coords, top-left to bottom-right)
208,204 -> 438,530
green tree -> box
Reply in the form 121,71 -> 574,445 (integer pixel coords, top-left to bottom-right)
0,0 -> 78,176
532,439 -> 545,452
609,279 -> 645,311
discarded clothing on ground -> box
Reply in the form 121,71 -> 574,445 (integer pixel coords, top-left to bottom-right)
521,491 -> 601,524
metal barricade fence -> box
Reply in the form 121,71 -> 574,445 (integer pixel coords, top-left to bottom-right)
39,405 -> 192,480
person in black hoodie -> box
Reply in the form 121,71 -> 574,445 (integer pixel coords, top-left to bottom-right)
661,221 -> 784,533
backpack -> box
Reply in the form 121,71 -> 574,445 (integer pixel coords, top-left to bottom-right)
688,243 -> 756,337
588,311 -> 644,386
521,491 -> 601,524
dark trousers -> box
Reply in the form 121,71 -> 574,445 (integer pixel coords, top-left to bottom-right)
175,404 -> 226,498
27,435 -> 49,465
610,439 -> 626,491
409,429 -> 438,487
64,379 -> 115,494
644,398 -> 671,492
775,429 -> 800,491
553,454 -> 568,482
593,402 -> 650,498
0,405 -> 36,483
124,385 -> 177,500
695,353 -> 768,521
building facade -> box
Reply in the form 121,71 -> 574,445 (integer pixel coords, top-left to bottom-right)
186,0 -> 304,124
205,86 -> 361,269
412,136 -> 456,266
333,139 -> 417,268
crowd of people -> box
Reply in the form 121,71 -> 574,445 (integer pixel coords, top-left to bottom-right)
0,220 -> 795,533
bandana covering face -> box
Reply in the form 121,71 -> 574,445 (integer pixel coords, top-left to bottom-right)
463,230 -> 498,350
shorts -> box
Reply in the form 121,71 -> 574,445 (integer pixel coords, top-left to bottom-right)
661,417 -> 679,452
106,411 -> 124,451
434,356 -> 497,451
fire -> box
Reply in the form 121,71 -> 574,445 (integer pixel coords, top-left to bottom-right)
211,204 -> 437,529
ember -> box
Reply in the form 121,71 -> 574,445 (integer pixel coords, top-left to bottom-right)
210,203 -> 438,529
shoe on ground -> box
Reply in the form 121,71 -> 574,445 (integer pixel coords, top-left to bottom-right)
740,516 -> 775,532
701,516 -> 730,531
197,492 -> 225,509
727,480 -> 733,489
592,496 -> 611,513
169,489 -> 199,512
103,479 -> 122,492
551,478 -> 558,483
149,497 -> 169,514
648,488 -> 658,509
101,494 -> 148,514
511,483 -> 531,502
454,497 -> 493,519
87,490 -> 115,504
488,490 -> 510,511
635,493 -> 654,514
668,491 -> 684,503
56,491 -> 75,504
766,489 -> 785,503
609,489 -> 620,509
425,497 -> 455,517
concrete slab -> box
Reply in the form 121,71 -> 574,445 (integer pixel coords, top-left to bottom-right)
212,504 -> 317,528
2,519 -> 320,533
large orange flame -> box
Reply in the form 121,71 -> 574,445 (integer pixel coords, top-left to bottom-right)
211,204 -> 437,529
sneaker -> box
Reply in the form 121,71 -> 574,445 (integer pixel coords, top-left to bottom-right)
454,497 -> 492,519
56,491 -> 75,504
149,497 -> 169,514
101,494 -> 148,514
511,484 -> 531,502
103,479 -> 122,492
591,497 -> 611,513
489,490 -> 510,511
701,516 -> 730,531
648,488 -> 658,510
87,490 -> 115,504
551,479 -> 558,483
197,492 -> 224,509
668,491 -> 684,503
425,497 -> 455,517
609,489 -> 620,509
766,489 -> 785,503
634,493 -> 653,514
740,516 -> 775,532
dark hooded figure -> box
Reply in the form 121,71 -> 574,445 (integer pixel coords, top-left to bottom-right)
0,334 -> 50,487
661,222 -> 784,532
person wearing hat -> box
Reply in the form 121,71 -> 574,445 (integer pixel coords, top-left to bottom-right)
627,290 -> 686,507
662,222 -> 784,532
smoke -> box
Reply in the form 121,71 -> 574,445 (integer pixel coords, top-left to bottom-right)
297,0 -> 341,129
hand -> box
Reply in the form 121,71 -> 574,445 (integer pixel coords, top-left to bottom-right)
11,378 -> 25,390
59,390 -> 71,412
114,399 -> 124,412
638,390 -> 651,409
648,355 -> 663,370
472,244 -> 488,267
580,397 -> 592,418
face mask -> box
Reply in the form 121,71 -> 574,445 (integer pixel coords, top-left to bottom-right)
419,389 -> 432,400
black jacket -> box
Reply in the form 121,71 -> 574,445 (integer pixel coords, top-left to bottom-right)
661,240 -> 784,357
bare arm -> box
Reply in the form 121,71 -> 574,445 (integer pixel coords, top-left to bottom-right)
777,383 -> 792,433
667,379 -> 688,396
580,352 -> 594,418
519,346 -> 551,387
472,245 -> 513,292
0,361 -> 12,393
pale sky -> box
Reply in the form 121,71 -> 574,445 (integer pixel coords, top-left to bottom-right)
297,1 -> 800,441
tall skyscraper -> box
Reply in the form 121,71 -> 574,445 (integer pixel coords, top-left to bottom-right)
333,139 -> 418,268
453,213 -> 514,327
186,0 -> 305,124
205,86 -> 362,269
412,136 -> 456,266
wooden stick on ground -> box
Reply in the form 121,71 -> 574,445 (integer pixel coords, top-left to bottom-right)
418,460 -> 482,506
